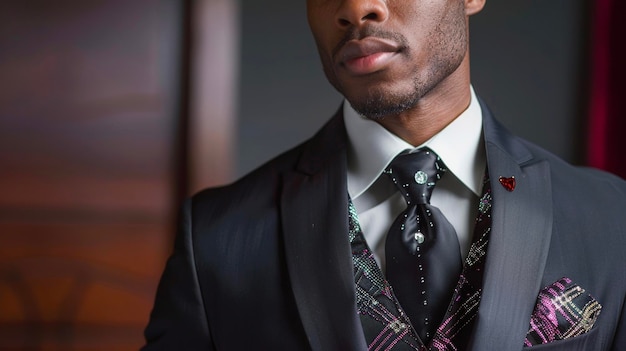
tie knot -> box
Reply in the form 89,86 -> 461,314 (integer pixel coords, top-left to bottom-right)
384,148 -> 447,205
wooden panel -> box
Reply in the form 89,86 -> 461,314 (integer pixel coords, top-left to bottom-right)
0,221 -> 170,349
0,0 -> 177,215
0,0 -> 184,350
0,223 -> 171,350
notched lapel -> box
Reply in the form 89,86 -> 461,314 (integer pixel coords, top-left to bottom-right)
471,113 -> 554,350
280,112 -> 367,351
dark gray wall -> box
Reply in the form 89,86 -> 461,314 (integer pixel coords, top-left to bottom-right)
470,0 -> 589,165
237,2 -> 339,177
237,0 -> 588,178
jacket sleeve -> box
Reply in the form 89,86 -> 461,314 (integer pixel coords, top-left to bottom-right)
142,199 -> 215,350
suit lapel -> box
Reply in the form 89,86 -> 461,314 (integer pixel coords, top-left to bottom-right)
281,112 -> 368,351
279,100 -> 553,350
470,101 -> 553,350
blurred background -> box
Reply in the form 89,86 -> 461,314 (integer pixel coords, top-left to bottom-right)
0,0 -> 623,350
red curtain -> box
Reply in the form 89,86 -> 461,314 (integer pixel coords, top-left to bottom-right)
587,0 -> 626,179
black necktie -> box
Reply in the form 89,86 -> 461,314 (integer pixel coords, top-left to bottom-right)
384,148 -> 462,345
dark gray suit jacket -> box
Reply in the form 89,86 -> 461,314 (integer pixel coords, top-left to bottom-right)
143,102 -> 626,350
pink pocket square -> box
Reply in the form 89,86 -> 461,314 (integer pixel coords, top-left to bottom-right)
524,277 -> 602,347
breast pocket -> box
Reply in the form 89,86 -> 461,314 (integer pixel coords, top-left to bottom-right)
522,327 -> 600,350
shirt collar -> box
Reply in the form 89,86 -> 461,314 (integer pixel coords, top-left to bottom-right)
345,86 -> 485,199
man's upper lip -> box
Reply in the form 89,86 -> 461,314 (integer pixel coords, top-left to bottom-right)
337,38 -> 401,63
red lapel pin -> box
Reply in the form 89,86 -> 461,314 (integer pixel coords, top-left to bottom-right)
499,176 -> 516,192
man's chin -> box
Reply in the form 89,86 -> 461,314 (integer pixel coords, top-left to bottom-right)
346,92 -> 419,121
338,78 -> 420,120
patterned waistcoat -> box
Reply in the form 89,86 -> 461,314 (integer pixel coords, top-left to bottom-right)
349,174 -> 493,351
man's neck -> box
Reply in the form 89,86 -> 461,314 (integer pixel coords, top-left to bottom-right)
375,59 -> 471,147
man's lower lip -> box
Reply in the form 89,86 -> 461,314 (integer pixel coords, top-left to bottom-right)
342,52 -> 397,75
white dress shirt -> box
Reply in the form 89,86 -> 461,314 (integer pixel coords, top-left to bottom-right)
345,86 -> 486,272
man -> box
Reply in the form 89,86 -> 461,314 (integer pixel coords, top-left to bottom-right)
143,0 -> 626,349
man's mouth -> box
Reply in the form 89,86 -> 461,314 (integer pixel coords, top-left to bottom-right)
337,38 -> 401,75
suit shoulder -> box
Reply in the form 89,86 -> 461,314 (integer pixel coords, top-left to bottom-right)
519,139 -> 626,218
190,111 -> 346,210
192,141 -> 307,208
175,143 -> 306,245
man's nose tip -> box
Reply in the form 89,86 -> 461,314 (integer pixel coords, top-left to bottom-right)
335,0 -> 389,29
